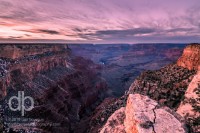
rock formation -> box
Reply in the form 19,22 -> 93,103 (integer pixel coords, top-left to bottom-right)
129,64 -> 195,109
0,43 -> 199,133
177,44 -> 200,70
88,95 -> 127,133
0,44 -> 108,133
100,107 -> 125,133
100,94 -> 187,133
177,70 -> 200,132
89,44 -> 200,133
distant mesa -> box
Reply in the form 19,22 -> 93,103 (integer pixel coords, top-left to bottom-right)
0,44 -> 69,59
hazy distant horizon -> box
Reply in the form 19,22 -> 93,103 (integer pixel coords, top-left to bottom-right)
0,39 -> 197,45
0,41 -> 191,45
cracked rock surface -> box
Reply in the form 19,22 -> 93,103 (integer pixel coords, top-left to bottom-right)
177,70 -> 200,132
100,107 -> 126,133
100,94 -> 187,133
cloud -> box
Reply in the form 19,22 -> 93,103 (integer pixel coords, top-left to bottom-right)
8,36 -> 23,39
0,5 -> 40,22
38,29 -> 60,35
18,29 -> 61,35
95,28 -> 157,36
166,28 -> 194,32
0,0 -> 200,43
75,28 -> 157,41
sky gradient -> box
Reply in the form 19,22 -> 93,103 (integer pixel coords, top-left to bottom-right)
0,0 -> 200,43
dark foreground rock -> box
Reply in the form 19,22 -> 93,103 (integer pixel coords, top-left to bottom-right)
129,64 -> 195,109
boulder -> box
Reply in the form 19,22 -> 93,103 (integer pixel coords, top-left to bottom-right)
100,94 -> 188,133
125,94 -> 187,133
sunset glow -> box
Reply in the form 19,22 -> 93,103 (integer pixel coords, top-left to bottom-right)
0,0 -> 200,43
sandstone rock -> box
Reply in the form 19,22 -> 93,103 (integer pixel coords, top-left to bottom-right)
88,95 -> 127,133
177,71 -> 200,132
100,94 -> 187,133
100,107 -> 126,133
124,94 -> 187,133
177,44 -> 200,70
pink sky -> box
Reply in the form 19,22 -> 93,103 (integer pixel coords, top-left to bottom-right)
0,0 -> 200,43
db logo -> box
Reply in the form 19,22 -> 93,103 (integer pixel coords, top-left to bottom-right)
8,91 -> 34,116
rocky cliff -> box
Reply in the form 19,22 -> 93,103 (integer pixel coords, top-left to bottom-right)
129,64 -> 195,109
177,44 -> 200,70
100,94 -> 187,133
1,43 -> 199,133
128,44 -> 200,132
0,44 -> 108,133
177,70 -> 200,132
90,44 -> 200,133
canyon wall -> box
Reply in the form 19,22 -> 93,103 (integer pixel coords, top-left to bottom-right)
177,70 -> 200,132
0,44 -> 69,59
0,44 -> 108,133
0,43 -> 199,133
177,44 -> 200,70
89,44 -> 200,133
128,64 -> 195,109
176,44 -> 200,131
128,44 -> 200,132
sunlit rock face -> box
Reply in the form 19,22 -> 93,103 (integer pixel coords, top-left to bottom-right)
177,71 -> 200,133
177,44 -> 200,70
100,94 -> 187,133
100,107 -> 126,133
125,94 -> 187,133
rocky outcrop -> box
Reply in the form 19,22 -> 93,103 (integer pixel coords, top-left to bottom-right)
88,95 -> 127,133
0,44 -> 108,133
88,44 -> 199,133
0,44 -> 69,59
127,44 -> 200,132
100,107 -> 125,133
125,94 -> 187,133
129,64 -> 195,109
177,71 -> 200,132
100,94 -> 187,133
177,44 -> 200,70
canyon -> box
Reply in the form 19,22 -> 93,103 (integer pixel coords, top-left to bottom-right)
0,43 -> 199,133
0,44 -> 108,133
88,44 -> 200,133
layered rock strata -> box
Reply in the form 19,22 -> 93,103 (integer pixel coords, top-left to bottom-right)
89,44 -> 200,133
0,44 -> 107,133
177,44 -> 200,70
